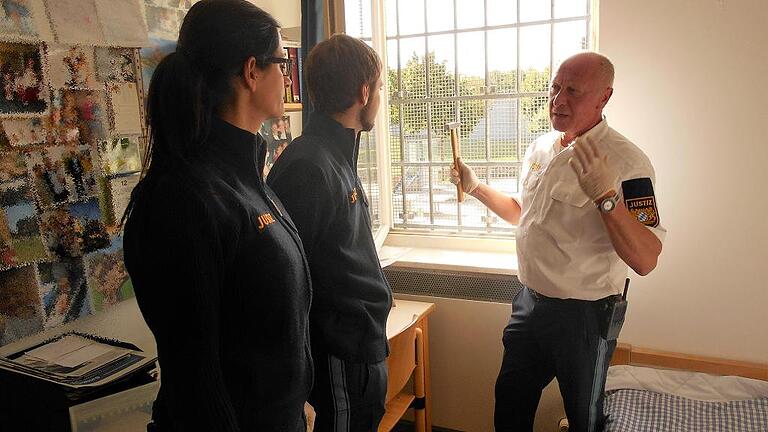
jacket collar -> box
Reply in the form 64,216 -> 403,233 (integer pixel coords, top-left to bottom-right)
304,112 -> 360,169
208,116 -> 266,178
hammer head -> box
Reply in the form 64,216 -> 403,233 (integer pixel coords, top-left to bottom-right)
444,121 -> 461,132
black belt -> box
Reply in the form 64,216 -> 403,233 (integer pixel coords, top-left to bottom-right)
527,286 -> 611,304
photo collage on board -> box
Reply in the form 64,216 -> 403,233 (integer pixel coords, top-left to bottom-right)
0,0 -> 192,347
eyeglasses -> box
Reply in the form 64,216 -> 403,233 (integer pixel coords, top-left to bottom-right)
266,56 -> 293,77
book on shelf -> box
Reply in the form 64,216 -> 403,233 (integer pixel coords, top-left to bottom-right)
287,47 -> 301,103
282,47 -> 302,105
284,83 -> 294,104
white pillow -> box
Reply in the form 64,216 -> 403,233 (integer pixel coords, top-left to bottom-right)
606,365 -> 768,402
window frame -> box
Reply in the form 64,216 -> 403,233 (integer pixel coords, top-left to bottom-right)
350,0 -> 600,251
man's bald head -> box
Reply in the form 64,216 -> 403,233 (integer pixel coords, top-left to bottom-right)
549,52 -> 615,142
559,52 -> 615,88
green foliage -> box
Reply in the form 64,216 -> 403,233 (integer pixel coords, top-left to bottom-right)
520,67 -> 551,135
389,52 -> 553,157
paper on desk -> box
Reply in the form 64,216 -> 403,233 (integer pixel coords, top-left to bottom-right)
55,343 -> 116,368
26,335 -> 92,363
0,332 -> 157,390
25,334 -> 117,368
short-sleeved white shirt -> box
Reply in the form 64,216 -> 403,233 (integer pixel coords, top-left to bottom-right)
515,118 -> 666,300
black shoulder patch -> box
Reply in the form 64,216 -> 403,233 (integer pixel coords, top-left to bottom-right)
621,177 -> 659,228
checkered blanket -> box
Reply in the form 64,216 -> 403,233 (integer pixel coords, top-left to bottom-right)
604,389 -> 768,432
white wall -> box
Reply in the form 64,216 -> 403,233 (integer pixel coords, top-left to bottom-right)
249,0 -> 301,28
600,0 -> 768,363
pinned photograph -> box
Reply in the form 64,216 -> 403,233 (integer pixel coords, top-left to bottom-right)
107,82 -> 141,135
94,0 -> 148,48
39,207 -> 78,257
0,180 -> 47,269
51,90 -> 108,145
0,264 -> 43,346
98,135 -> 141,176
40,198 -> 110,259
260,115 -> 293,174
0,150 -> 26,182
0,42 -> 47,116
145,6 -> 184,40
0,0 -> 38,40
94,47 -> 136,83
26,146 -> 98,208
66,199 -> 110,253
47,45 -> 97,90
140,38 -> 175,96
2,117 -> 47,146
85,235 -> 132,312
37,258 -> 91,328
103,172 -> 139,225
26,147 -> 71,207
62,145 -> 98,201
44,0 -> 105,45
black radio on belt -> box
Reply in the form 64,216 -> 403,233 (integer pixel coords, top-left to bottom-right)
601,278 -> 629,341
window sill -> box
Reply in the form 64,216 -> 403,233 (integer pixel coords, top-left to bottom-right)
379,238 -> 518,276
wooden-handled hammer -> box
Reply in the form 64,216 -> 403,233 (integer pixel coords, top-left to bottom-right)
445,121 -> 463,202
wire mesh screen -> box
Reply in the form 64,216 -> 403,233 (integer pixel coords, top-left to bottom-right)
358,130 -> 381,230
347,0 -> 592,235
345,3 -> 384,232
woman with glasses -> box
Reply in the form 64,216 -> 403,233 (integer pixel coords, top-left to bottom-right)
123,1 -> 310,431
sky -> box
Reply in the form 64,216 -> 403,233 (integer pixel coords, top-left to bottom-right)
346,0 -> 590,77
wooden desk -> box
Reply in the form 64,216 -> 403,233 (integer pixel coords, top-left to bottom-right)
379,300 -> 436,432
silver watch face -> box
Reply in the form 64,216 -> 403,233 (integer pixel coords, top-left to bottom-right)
601,197 -> 616,212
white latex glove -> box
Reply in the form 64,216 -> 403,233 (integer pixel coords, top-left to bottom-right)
568,135 -> 619,202
450,157 -> 480,193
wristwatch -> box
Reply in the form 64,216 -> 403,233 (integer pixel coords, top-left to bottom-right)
598,192 -> 619,213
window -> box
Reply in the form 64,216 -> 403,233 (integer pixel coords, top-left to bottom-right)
346,0 -> 593,238
345,1 -> 385,239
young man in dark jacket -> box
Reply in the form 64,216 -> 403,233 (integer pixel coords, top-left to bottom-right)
267,34 -> 392,432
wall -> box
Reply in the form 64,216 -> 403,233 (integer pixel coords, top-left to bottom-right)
600,0 -> 768,363
250,0 -> 302,29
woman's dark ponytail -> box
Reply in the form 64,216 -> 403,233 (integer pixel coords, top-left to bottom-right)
122,0 -> 280,225
145,50 -> 213,169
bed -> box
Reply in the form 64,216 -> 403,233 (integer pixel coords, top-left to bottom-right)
601,344 -> 768,432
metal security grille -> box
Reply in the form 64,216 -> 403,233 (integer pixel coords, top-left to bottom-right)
384,266 -> 523,303
358,130 -> 381,231
387,0 -> 592,235
347,0 -> 592,236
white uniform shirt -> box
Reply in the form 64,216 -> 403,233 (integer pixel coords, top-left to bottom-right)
516,118 -> 666,300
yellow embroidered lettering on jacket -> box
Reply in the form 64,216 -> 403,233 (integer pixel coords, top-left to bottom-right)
256,212 -> 276,230
350,187 -> 358,204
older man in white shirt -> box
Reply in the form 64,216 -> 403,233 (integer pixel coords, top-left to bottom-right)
452,52 -> 665,432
